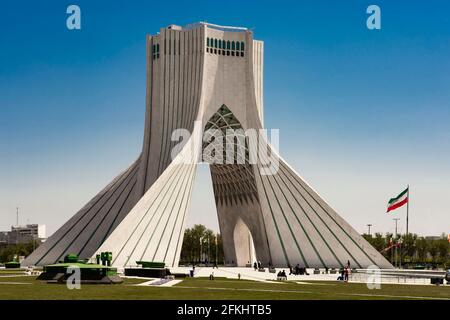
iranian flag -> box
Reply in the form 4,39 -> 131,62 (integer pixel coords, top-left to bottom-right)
387,187 -> 409,213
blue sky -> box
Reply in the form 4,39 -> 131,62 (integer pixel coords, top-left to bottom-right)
0,0 -> 449,236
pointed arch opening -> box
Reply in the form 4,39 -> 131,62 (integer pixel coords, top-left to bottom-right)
233,217 -> 257,266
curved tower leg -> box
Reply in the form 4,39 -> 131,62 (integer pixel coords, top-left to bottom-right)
96,126 -> 201,267
22,158 -> 141,266
249,139 -> 392,268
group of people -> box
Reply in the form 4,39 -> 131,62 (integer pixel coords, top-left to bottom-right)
251,260 -> 352,282
337,267 -> 350,282
253,261 -> 263,271
337,260 -> 351,282
289,264 -> 309,275
276,270 -> 287,277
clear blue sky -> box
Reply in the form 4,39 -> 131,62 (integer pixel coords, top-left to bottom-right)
1,0 -> 449,237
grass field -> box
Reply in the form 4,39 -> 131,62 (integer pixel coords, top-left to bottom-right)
0,275 -> 449,300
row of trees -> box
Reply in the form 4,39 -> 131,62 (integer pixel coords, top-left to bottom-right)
2,226 -> 447,269
363,233 -> 449,267
0,240 -> 38,263
179,224 -> 224,265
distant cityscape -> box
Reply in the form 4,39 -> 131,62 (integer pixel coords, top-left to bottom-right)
0,224 -> 46,246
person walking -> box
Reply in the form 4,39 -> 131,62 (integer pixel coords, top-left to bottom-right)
344,267 -> 349,282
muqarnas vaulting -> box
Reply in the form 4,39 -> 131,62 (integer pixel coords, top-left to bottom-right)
23,23 -> 392,269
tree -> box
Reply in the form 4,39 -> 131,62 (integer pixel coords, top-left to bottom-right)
415,237 -> 428,263
400,233 -> 417,263
428,239 -> 439,265
437,234 -> 449,266
180,224 -> 224,265
0,240 -> 40,263
372,233 -> 387,252
384,232 -> 394,263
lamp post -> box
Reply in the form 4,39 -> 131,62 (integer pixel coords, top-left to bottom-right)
199,237 -> 203,265
366,224 -> 372,236
207,236 -> 210,265
398,236 -> 403,268
215,234 -> 218,265
393,218 -> 400,268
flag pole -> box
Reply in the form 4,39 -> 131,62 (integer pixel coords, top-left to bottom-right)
406,184 -> 409,236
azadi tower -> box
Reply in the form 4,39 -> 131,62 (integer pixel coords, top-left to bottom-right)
23,23 -> 392,269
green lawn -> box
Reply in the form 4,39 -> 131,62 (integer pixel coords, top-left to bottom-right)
0,276 -> 448,300
0,270 -> 27,275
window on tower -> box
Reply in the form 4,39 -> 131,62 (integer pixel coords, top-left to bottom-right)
205,37 -> 245,58
152,43 -> 160,60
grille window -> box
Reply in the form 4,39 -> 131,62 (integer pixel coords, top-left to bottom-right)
152,43 -> 160,60
205,38 -> 244,58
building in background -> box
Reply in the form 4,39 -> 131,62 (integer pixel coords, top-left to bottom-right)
0,224 -> 46,246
